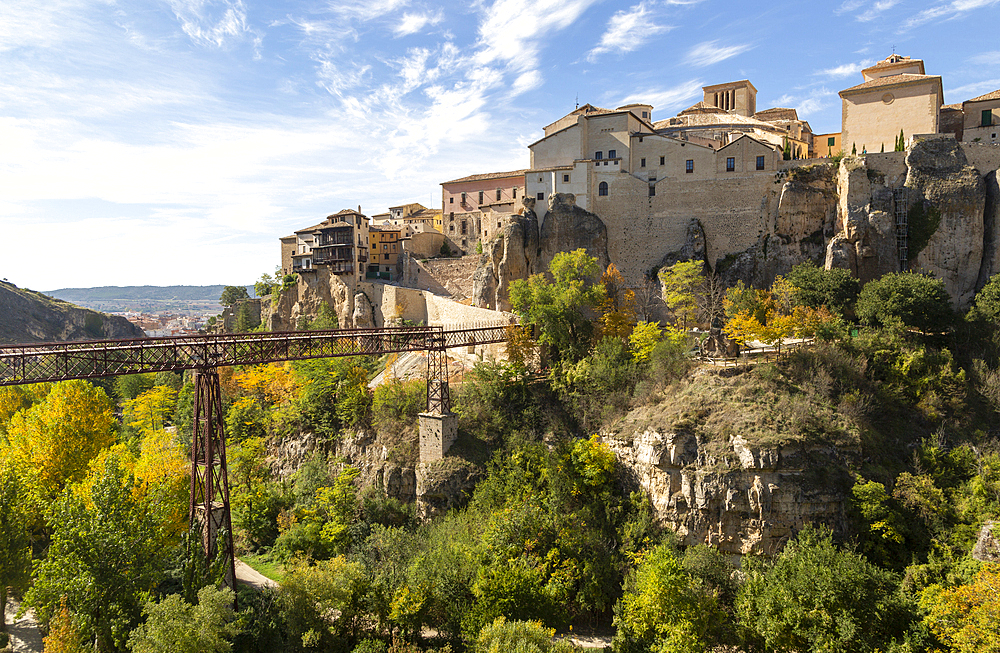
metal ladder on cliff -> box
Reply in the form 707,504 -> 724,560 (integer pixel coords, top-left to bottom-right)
894,187 -> 908,270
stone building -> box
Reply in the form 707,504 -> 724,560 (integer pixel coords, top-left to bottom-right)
440,169 -> 527,251
839,55 -> 943,154
963,89 -> 1000,145
368,225 -> 401,280
281,209 -> 370,284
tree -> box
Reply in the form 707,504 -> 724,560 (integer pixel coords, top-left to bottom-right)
0,463 -> 31,633
43,596 -> 87,653
278,556 -> 369,649
659,261 -> 703,328
599,263 -> 637,339
920,562 -> 1000,653
233,301 -> 260,333
219,286 -> 250,307
856,272 -> 953,332
24,452 -> 170,652
122,385 -> 178,436
613,543 -> 719,653
736,526 -> 912,653
4,380 -> 116,501
509,249 -> 605,363
127,587 -> 241,653
629,322 -> 663,362
783,137 -> 792,161
785,261 -> 860,318
696,273 -> 727,328
475,617 -> 574,653
633,279 -> 665,322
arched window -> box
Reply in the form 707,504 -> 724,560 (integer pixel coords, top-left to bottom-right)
598,181 -> 609,196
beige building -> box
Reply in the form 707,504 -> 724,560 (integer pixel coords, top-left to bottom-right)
840,55 -> 943,154
963,89 -> 1000,145
440,170 -> 527,251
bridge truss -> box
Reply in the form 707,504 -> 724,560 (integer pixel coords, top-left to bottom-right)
0,323 -> 511,590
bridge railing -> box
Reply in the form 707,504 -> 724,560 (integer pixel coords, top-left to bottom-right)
0,324 -> 513,386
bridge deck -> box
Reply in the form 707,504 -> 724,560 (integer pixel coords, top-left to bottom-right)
0,324 -> 510,386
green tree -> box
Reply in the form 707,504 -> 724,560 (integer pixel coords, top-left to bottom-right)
219,286 -> 250,307
736,526 -> 912,653
509,249 -> 605,363
786,261 -> 860,318
474,617 -> 574,653
24,452 -> 170,652
127,587 -> 241,653
0,463 -> 31,633
613,543 -> 719,653
659,260 -> 703,328
233,301 -> 260,333
278,556 -> 369,649
856,272 -> 953,332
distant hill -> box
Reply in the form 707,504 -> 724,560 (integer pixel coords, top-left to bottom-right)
0,281 -> 146,344
46,285 -> 256,302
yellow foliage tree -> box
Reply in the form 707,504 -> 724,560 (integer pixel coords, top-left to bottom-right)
122,385 -> 177,436
4,380 -> 116,501
921,562 -> 1000,653
659,260 -> 704,328
42,596 -> 87,653
234,363 -> 299,405
0,384 -> 49,439
599,263 -> 637,339
504,323 -> 537,368
629,321 -> 663,362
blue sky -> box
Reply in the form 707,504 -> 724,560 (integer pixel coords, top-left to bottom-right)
2,0 -> 998,291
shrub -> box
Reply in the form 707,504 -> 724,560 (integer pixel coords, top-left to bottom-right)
474,617 -> 574,653
373,378 -> 425,433
856,272 -> 953,333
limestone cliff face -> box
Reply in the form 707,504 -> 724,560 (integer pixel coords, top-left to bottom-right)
905,140 -> 986,307
266,268 -> 356,330
472,194 -> 609,310
826,140 -> 993,308
0,281 -> 146,343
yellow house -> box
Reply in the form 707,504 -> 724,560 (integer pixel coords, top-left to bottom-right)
368,225 -> 401,280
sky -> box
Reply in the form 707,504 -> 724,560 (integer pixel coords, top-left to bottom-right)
2,0 -> 999,291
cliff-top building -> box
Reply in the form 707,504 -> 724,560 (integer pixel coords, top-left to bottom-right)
441,169 -> 527,251
280,209 -> 370,284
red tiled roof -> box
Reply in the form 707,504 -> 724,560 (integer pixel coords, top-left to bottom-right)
966,89 -> 1000,103
441,169 -> 529,184
840,74 -> 941,95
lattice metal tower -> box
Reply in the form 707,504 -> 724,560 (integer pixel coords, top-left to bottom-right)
188,368 -> 237,590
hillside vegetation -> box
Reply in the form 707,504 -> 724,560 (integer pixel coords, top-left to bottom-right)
2,253 -> 1000,653
0,280 -> 146,343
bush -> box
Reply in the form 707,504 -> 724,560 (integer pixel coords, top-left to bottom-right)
474,617 -> 573,653
856,272 -> 953,333
373,378 -> 425,433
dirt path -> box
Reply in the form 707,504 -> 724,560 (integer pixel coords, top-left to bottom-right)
3,596 -> 43,653
235,559 -> 279,591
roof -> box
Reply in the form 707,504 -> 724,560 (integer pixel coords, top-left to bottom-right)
840,74 -> 942,95
295,218 -> 354,233
941,103 -> 963,111
388,202 -> 427,212
966,89 -> 1000,103
864,55 -> 924,74
755,107 -> 800,121
717,133 -> 778,152
441,169 -> 528,184
703,79 -> 757,93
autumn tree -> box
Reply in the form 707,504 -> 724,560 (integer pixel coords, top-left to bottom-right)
599,263 -> 637,339
4,380 -> 116,501
25,452 -> 170,652
122,385 -> 178,436
659,260 -> 704,329
43,596 -> 87,653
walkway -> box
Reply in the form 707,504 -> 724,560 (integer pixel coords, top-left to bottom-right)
3,597 -> 42,653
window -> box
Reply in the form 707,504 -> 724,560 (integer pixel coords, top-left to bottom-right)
461,192 -> 466,204
449,212 -> 454,220
598,181 -> 608,196
659,156 -> 665,166
595,151 -> 603,160
686,159 -> 694,174
756,155 -> 765,170
648,183 -> 655,197
449,197 -> 454,203
537,192 -> 544,200
478,191 -> 484,204
496,188 -> 502,201
608,149 -> 616,159
513,188 -> 517,198
640,158 -> 646,167
642,111 -> 648,118
449,225 -> 454,232
384,254 -> 389,261
461,221 -> 467,235
497,221 -> 501,228
983,110 -> 994,127
638,137 -> 643,143
563,174 -> 570,182
828,136 -> 836,147
726,157 -> 735,172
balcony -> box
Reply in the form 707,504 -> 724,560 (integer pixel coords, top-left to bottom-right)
313,246 -> 353,266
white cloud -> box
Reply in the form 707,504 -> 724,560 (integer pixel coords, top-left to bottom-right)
904,0 -> 1000,29
684,40 -> 752,68
856,0 -> 899,22
167,0 -> 253,48
587,2 -> 671,61
394,10 -> 444,37
324,0 -> 409,22
770,88 -> 836,116
618,79 -> 704,114
970,50 -> 1000,65
946,78 -> 1000,101
816,60 -> 873,79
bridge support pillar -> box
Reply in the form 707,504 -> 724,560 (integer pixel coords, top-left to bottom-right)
419,330 -> 456,462
189,367 -> 237,592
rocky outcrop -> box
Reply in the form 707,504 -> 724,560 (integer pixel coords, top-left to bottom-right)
352,292 -> 375,329
972,521 -> 1000,563
266,268 -> 355,330
977,171 -> 1000,288
824,157 -> 900,283
605,428 -> 851,556
657,219 -> 708,270
473,194 -> 609,310
905,139 -> 986,306
0,281 -> 146,343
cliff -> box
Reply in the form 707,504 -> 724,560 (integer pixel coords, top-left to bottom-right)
603,366 -> 858,556
0,280 -> 146,344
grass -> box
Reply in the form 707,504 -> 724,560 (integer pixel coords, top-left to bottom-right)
240,551 -> 287,584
